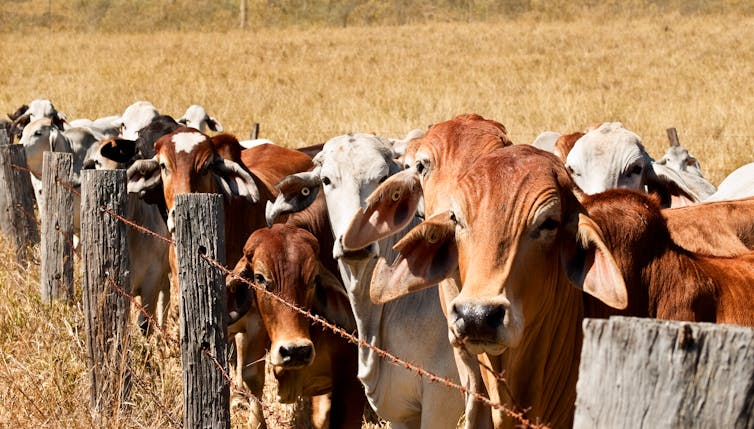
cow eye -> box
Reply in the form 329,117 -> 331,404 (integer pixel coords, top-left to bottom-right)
378,175 -> 388,184
159,162 -> 167,170
322,176 -> 331,186
566,165 -> 580,177
416,159 -> 429,176
628,164 -> 643,176
254,273 -> 265,284
539,218 -> 560,231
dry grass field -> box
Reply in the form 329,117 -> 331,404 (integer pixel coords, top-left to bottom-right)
0,10 -> 753,429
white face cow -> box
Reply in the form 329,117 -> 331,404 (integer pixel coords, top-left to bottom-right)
565,122 -> 650,194
178,105 -> 223,132
116,101 -> 159,140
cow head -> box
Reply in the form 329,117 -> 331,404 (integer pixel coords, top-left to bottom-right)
19,118 -> 72,177
226,224 -> 351,376
83,138 -> 138,170
178,104 -> 224,132
266,133 -> 399,263
115,101 -> 159,140
342,113 -> 513,250
369,146 -> 627,355
10,99 -> 67,139
126,128 -> 259,233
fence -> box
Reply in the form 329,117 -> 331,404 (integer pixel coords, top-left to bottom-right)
0,135 -> 753,428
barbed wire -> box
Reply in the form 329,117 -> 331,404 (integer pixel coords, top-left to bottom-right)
5,160 -> 546,428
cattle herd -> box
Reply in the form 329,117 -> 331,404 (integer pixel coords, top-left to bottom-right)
3,99 -> 754,428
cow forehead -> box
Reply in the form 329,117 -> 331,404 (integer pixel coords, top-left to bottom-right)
319,134 -> 393,177
172,132 -> 207,154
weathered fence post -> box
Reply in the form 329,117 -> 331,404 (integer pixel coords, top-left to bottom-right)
174,194 -> 231,428
81,169 -> 131,425
666,127 -> 680,147
41,152 -> 74,302
575,317 -> 754,428
0,128 -> 9,145
250,122 -> 260,140
0,144 -> 40,264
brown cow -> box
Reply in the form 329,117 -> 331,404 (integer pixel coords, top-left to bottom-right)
364,145 -> 628,428
343,113 -> 512,428
127,128 -> 314,428
227,224 -> 363,428
582,189 -> 754,325
663,196 -> 754,257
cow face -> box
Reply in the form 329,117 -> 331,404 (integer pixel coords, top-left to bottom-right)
565,122 -> 651,194
369,146 -> 627,356
229,225 -> 320,369
126,128 -> 259,234
19,118 -> 71,177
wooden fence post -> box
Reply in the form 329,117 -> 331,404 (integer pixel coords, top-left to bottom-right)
81,169 -> 132,425
174,194 -> 231,428
575,317 -> 754,428
0,128 -> 9,145
666,127 -> 680,147
240,0 -> 248,29
250,122 -> 260,140
41,152 -> 75,302
0,144 -> 40,264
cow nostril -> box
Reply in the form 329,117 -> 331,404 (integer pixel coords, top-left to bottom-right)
452,302 -> 504,341
279,344 -> 314,366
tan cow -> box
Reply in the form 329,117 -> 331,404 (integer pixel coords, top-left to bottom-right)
582,189 -> 754,325
343,113 -> 512,428
362,145 -> 628,428
227,224 -> 363,428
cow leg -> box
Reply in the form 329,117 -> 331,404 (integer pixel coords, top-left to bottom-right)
238,312 -> 269,429
311,393 -> 331,429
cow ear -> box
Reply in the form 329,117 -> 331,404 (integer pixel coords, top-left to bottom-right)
265,171 -> 322,226
207,117 -> 223,132
312,265 -> 356,332
370,211 -> 457,304
101,138 -> 137,164
127,157 -> 162,196
342,169 -> 422,250
226,258 -> 257,325
647,163 -> 698,207
212,157 -> 260,203
563,213 -> 627,309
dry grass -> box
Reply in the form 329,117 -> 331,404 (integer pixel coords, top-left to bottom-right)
0,13 -> 753,428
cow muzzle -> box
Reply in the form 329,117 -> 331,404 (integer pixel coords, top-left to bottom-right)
334,235 -> 379,261
270,339 -> 315,369
448,299 -> 511,355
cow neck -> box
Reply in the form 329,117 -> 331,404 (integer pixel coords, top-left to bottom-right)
498,272 -> 583,429
645,246 -> 719,322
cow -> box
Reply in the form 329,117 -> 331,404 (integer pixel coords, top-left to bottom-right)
226,224 -> 363,428
705,161 -> 754,202
9,98 -> 67,140
178,104 -> 224,132
532,130 -> 584,162
655,139 -> 716,200
82,137 -> 171,335
126,128 -> 314,428
581,189 -> 754,325
68,115 -> 122,139
265,133 -> 465,429
663,197 -> 754,257
19,117 -> 104,234
340,113 -> 513,428
363,145 -> 628,428
115,101 -> 159,140
564,122 -> 699,206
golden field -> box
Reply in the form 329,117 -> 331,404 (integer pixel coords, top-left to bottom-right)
1,11 -> 754,428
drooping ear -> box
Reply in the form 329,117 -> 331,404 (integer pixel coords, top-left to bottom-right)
370,211 -> 458,304
127,157 -> 162,196
562,213 -> 628,309
265,171 -> 322,226
226,258 -> 257,325
212,157 -> 260,203
342,169 -> 422,250
207,116 -> 223,132
312,264 -> 356,332
101,138 -> 137,164
52,111 -> 67,131
647,162 -> 699,207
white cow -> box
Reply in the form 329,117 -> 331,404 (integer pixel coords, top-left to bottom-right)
20,118 -> 104,233
10,98 -> 67,138
705,162 -> 754,202
83,138 -> 172,334
655,141 -> 716,200
177,104 -> 223,132
68,115 -> 122,138
565,122 -> 699,207
115,101 -> 159,140
266,133 -> 464,429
